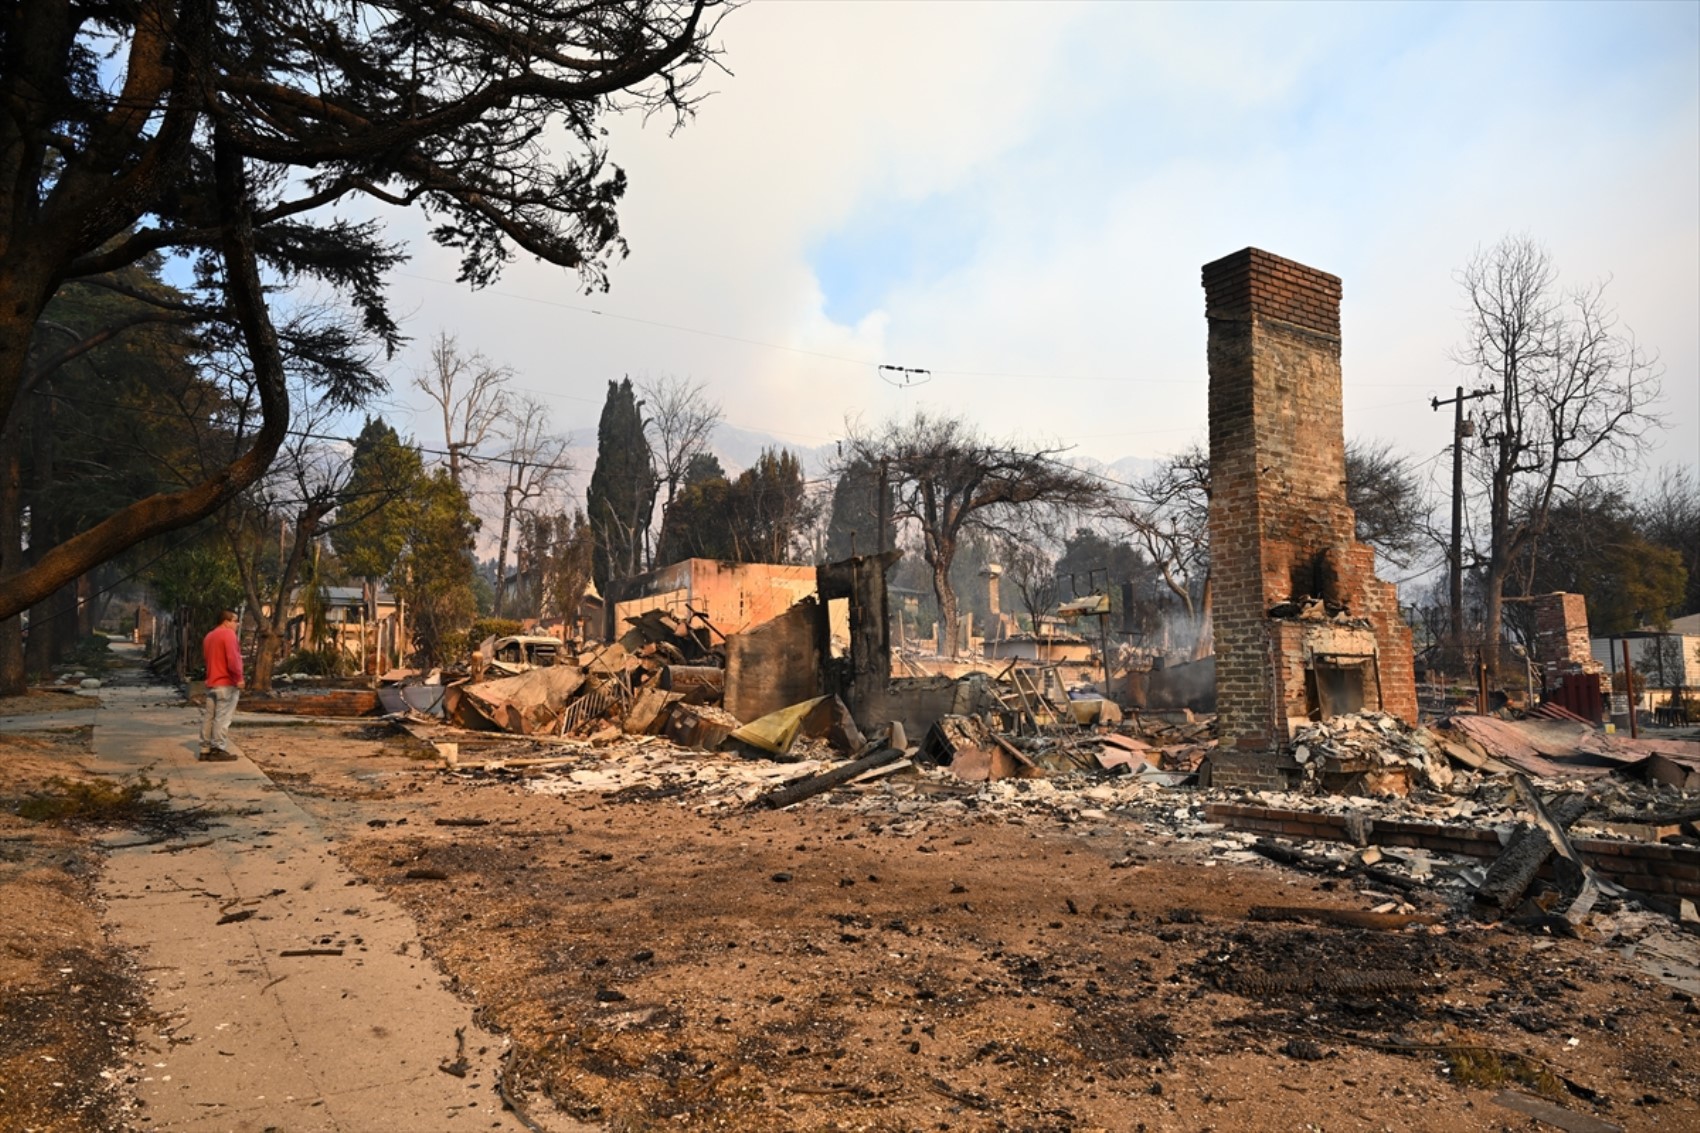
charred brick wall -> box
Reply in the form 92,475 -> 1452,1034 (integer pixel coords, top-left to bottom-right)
1204,249 -> 1417,780
1533,592 -> 1595,673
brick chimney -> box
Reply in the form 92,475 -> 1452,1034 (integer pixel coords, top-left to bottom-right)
981,563 -> 1002,618
1203,248 -> 1418,788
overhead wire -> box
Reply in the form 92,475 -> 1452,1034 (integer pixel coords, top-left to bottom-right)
10,525 -> 214,633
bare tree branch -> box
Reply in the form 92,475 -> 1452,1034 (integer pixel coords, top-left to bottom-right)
842,411 -> 1102,659
1453,234 -> 1665,674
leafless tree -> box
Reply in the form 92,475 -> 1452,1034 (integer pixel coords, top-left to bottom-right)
1345,439 -> 1432,572
492,397 -> 570,617
842,412 -> 1102,658
640,375 -> 723,534
221,426 -> 342,692
1111,444 -> 1214,660
168,363 -> 357,692
1000,533 -> 1059,636
414,333 -> 512,487
1454,235 -> 1663,674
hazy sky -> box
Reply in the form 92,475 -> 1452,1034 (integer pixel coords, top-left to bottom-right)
372,1 -> 1698,490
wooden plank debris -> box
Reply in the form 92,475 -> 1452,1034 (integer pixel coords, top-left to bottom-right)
752,747 -> 903,810
1513,774 -> 1603,924
1247,905 -> 1441,930
1473,791 -> 1589,913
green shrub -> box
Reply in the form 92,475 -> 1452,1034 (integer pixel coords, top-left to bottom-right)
468,617 -> 523,644
69,634 -> 113,673
278,648 -> 346,677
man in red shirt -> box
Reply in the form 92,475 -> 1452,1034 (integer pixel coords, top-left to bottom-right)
200,609 -> 244,761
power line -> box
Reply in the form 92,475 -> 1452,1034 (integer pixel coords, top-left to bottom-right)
11,525 -> 211,633
27,387 -> 848,492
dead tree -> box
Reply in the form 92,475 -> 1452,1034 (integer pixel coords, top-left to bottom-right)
1001,534 -> 1059,635
1454,235 -> 1663,675
1345,438 -> 1431,572
1117,445 -> 1214,660
415,334 -> 513,489
492,397 -> 570,617
640,375 -> 723,537
844,412 -> 1101,659
209,370 -> 374,691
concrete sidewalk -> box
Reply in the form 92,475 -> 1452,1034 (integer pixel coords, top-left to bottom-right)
0,704 -> 101,731
89,675 -> 584,1132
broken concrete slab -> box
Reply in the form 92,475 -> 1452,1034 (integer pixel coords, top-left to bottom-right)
921,714 -> 991,764
948,736 -> 1043,783
664,703 -> 741,751
1489,1090 -> 1622,1133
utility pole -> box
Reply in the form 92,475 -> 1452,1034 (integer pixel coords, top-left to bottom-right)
1431,386 -> 1493,667
875,457 -> 890,555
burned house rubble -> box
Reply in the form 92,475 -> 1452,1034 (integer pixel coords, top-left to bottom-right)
370,565 -> 1700,952
341,250 -> 1700,970
346,256 -> 1699,985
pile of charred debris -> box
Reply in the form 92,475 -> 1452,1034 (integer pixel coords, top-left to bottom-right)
371,600 -> 1700,963
377,603 -> 1215,788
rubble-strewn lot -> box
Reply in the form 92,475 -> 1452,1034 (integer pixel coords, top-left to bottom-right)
0,726 -> 145,1133
241,722 -> 1700,1132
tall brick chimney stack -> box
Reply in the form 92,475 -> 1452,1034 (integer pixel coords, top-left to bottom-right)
1203,248 -> 1417,789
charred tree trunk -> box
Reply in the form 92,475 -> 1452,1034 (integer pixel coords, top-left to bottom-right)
0,419 -> 24,695
928,538 -> 960,659
0,125 -> 289,623
494,484 -> 515,617
1191,574 -> 1214,661
1483,451 -> 1515,681
247,504 -> 327,693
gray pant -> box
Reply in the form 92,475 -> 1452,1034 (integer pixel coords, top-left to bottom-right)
201,685 -> 241,755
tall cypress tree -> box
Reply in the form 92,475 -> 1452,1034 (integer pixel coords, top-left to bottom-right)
825,457 -> 893,562
332,417 -> 422,583
586,378 -> 656,589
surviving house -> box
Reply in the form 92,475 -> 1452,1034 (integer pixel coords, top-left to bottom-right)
1592,612 -> 1700,713
282,586 -> 400,670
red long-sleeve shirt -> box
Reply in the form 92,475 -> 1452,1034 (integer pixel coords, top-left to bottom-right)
203,624 -> 243,688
